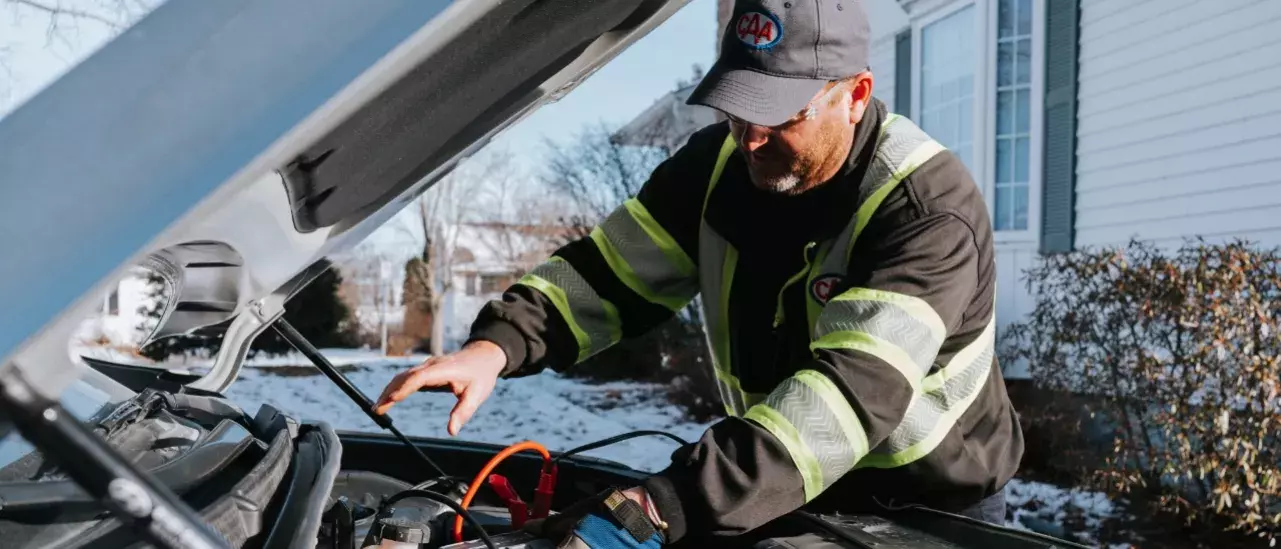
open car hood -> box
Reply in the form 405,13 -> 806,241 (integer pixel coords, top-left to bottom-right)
0,0 -> 691,399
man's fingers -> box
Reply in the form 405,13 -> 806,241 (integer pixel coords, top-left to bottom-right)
448,384 -> 488,436
375,369 -> 414,409
374,358 -> 444,413
395,362 -> 463,400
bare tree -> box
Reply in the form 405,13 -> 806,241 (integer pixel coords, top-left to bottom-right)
469,149 -> 570,275
7,0 -> 134,32
1,0 -> 157,106
398,150 -> 518,356
539,65 -> 711,238
540,121 -> 673,242
335,243 -> 399,354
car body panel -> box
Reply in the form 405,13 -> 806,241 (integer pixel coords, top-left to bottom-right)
0,0 -> 691,399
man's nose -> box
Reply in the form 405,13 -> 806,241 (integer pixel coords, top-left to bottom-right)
738,124 -> 771,152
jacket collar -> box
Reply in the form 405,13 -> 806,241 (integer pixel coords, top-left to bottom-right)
707,97 -> 888,253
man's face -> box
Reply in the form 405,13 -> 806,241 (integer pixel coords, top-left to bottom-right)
728,73 -> 873,195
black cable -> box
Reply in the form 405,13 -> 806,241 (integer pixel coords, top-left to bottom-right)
382,489 -> 497,549
551,430 -> 690,466
271,319 -> 449,479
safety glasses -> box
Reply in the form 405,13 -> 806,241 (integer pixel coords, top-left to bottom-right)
725,83 -> 846,130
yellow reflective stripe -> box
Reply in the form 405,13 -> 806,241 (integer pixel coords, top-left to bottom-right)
828,288 -> 946,344
774,264 -> 810,327
921,368 -> 947,394
804,240 -> 836,337
744,405 -> 825,501
847,140 -> 947,260
704,135 -> 737,217
880,113 -> 901,138
858,319 -> 995,469
793,369 -> 869,459
715,244 -> 739,413
622,198 -> 697,278
517,273 -> 589,358
713,247 -> 737,379
589,227 -> 688,311
517,268 -> 621,363
714,368 -> 766,406
810,331 -> 922,391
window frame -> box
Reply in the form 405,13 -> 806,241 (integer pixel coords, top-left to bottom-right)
911,0 -> 1045,246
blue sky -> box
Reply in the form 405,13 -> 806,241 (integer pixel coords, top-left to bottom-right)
495,0 -> 718,157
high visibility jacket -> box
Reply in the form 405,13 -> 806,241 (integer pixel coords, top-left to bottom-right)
469,98 -> 1023,542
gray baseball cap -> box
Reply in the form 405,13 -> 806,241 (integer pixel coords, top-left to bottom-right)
688,0 -> 871,127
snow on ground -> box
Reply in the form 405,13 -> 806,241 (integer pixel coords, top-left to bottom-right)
1003,478 -> 1131,546
220,356 -> 712,473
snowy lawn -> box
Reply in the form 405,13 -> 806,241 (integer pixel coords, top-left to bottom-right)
217,355 -> 713,473
93,348 -> 1134,546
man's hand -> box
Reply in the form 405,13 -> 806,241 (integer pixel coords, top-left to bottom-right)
525,487 -> 665,548
373,340 -> 507,436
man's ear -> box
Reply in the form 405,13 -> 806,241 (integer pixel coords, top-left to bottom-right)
849,71 -> 875,124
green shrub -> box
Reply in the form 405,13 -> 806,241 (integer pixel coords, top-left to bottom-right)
1002,238 -> 1281,544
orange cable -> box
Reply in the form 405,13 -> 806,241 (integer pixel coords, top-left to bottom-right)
452,440 -> 552,543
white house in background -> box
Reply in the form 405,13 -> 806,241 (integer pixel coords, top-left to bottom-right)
613,83 -> 720,149
619,0 -> 1281,378
438,222 -> 572,351
331,255 -> 406,352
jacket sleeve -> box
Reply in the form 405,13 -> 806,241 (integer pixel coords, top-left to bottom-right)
466,126 -> 722,377
643,186 -> 983,542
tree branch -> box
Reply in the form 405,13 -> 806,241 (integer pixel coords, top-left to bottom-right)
9,0 -> 125,29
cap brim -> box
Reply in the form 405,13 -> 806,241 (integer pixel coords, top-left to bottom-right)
686,65 -> 827,127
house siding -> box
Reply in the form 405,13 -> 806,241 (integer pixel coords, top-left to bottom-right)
870,32 -> 899,113
994,245 -> 1038,377
1074,0 -> 1281,248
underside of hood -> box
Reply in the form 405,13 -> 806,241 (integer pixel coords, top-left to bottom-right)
0,0 -> 692,400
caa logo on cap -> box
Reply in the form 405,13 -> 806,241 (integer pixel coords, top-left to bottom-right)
736,10 -> 783,50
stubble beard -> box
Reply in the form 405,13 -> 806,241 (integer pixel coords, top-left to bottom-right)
746,126 -> 843,196
748,168 -> 805,195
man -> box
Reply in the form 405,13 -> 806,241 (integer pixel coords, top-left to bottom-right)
376,0 -> 1023,546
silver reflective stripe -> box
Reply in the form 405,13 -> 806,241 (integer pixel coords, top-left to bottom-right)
750,374 -> 865,496
816,115 -> 945,277
814,299 -> 943,378
697,220 -> 765,416
519,258 -> 621,363
594,199 -> 698,310
858,316 -> 996,468
858,116 -> 936,206
698,220 -> 736,415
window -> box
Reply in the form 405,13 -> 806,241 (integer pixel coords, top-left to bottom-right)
912,0 -> 1043,240
465,273 -> 479,296
480,274 -> 505,295
918,5 -> 976,172
994,0 -> 1033,231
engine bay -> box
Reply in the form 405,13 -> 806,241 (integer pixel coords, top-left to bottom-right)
318,471 -> 546,549
0,360 -> 1086,549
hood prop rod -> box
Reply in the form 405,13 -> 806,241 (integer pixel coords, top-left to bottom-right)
271,318 -> 448,479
